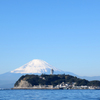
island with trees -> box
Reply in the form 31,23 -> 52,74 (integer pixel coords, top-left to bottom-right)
13,74 -> 100,89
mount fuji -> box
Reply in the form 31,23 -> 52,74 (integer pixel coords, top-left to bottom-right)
11,59 -> 75,75
11,59 -> 62,74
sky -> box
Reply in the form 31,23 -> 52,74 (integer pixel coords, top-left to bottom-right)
0,0 -> 100,76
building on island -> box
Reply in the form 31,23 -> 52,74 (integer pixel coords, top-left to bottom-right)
51,69 -> 54,75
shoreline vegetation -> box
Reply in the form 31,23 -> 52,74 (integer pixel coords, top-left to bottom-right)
13,74 -> 100,90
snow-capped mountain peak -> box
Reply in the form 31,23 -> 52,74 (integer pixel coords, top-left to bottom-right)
11,59 -> 62,74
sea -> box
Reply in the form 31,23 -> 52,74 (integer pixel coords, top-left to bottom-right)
0,89 -> 100,100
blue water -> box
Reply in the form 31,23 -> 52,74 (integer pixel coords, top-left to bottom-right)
0,90 -> 100,100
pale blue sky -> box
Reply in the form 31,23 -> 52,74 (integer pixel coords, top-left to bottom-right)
0,0 -> 100,76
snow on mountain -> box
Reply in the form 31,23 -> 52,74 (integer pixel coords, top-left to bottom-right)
11,59 -> 63,74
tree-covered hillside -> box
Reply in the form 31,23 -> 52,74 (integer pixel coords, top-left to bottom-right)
14,74 -> 100,87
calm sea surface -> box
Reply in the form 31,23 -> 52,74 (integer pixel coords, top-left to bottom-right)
0,90 -> 100,100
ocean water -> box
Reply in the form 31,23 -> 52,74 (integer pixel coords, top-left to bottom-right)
0,90 -> 100,100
